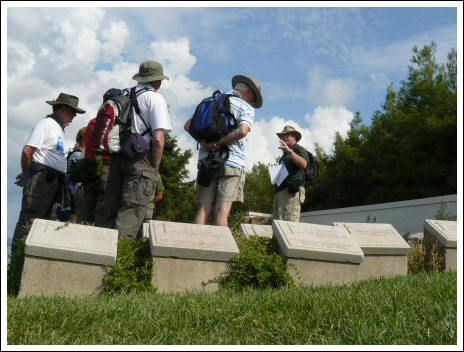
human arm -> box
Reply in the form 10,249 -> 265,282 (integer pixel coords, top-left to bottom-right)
15,145 -> 37,187
207,123 -> 251,151
279,140 -> 308,169
151,129 -> 166,171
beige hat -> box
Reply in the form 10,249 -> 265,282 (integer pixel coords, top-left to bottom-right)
133,60 -> 169,83
232,75 -> 263,108
46,93 -> 86,114
276,125 -> 302,142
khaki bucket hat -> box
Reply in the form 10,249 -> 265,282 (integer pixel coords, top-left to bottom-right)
46,93 -> 86,114
133,60 -> 169,83
232,75 -> 263,108
276,125 -> 302,142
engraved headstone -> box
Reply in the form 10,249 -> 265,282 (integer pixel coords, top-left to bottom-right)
423,219 -> 457,271
272,220 -> 364,286
240,224 -> 273,238
272,220 -> 364,263
25,219 -> 118,265
333,222 -> 410,255
333,222 -> 410,278
19,219 -> 119,297
423,220 -> 457,248
149,221 -> 239,261
148,221 -> 240,292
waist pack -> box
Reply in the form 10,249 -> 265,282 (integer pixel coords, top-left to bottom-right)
197,149 -> 229,187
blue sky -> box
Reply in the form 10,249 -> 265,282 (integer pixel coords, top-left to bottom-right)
1,3 -> 461,244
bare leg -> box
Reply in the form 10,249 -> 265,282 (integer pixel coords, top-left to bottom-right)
214,201 -> 233,227
195,203 -> 214,224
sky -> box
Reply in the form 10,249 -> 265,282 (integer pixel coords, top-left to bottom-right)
1,5 -> 462,238
1,2 -> 462,350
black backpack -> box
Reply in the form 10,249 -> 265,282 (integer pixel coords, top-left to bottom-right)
304,150 -> 320,184
188,90 -> 236,143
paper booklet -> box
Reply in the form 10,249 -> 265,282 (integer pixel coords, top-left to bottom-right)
269,164 -> 288,187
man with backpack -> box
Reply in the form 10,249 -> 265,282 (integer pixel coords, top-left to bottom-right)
12,92 -> 86,260
184,75 -> 263,227
273,125 -> 310,222
96,60 -> 172,239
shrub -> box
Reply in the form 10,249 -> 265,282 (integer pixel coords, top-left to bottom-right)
407,238 -> 445,274
102,237 -> 154,294
7,238 -> 26,297
209,235 -> 294,290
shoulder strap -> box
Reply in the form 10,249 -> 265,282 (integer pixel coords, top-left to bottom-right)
129,86 -> 155,136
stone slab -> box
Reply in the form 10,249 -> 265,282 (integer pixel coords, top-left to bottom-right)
333,222 -> 410,255
152,257 -> 227,293
148,221 -> 239,261
272,220 -> 364,264
24,219 -> 118,266
18,256 -> 107,297
423,219 -> 457,248
240,224 -> 273,238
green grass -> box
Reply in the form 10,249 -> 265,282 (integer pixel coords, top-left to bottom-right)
7,271 -> 456,345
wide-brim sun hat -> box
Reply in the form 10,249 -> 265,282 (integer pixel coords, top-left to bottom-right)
232,75 -> 263,108
133,60 -> 169,83
276,125 -> 302,142
46,93 -> 86,114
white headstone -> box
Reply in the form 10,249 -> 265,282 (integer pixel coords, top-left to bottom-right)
272,220 -> 364,264
25,219 -> 118,266
240,224 -> 273,238
423,219 -> 457,248
148,221 -> 239,261
333,222 -> 410,255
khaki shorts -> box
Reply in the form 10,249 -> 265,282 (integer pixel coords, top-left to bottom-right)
273,186 -> 306,222
197,165 -> 246,203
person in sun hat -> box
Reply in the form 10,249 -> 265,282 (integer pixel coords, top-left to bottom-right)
273,125 -> 310,222
96,60 -> 172,239
184,74 -> 263,227
11,92 -> 86,264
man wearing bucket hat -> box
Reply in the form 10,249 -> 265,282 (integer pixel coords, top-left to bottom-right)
98,60 -> 172,238
185,74 -> 263,227
11,92 -> 86,262
273,125 -> 310,222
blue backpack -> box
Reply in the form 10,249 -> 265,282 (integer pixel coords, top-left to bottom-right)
188,90 -> 236,143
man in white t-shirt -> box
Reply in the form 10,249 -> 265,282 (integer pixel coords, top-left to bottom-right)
11,93 -> 85,263
97,60 -> 172,238
184,75 -> 263,227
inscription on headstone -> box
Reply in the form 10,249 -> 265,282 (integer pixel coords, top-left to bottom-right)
272,220 -> 363,263
333,222 -> 410,255
25,219 -> 118,266
149,221 -> 239,261
240,224 -> 273,238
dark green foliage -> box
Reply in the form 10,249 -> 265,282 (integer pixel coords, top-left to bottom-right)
241,162 -> 274,214
308,42 -> 457,209
7,238 -> 26,297
154,135 -> 197,222
212,235 -> 294,290
102,237 -> 154,294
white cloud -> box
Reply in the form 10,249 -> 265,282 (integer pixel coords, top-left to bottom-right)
307,66 -> 359,107
150,38 -> 197,76
305,105 -> 354,154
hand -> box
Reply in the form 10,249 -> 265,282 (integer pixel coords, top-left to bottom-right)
278,139 -> 291,153
15,173 -> 29,188
206,142 -> 221,152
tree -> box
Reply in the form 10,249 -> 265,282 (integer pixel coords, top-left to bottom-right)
154,135 -> 197,222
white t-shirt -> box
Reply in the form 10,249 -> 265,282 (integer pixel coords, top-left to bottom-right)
131,83 -> 172,142
25,117 -> 68,173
